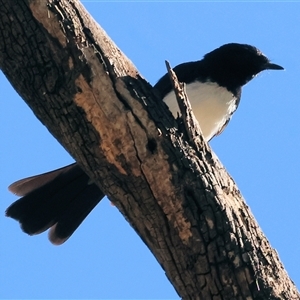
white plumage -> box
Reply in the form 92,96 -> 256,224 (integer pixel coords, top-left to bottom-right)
163,81 -> 238,141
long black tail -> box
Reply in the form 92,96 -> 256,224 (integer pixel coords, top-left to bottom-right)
6,163 -> 105,245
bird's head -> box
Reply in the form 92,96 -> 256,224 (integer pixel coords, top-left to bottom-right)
203,43 -> 284,91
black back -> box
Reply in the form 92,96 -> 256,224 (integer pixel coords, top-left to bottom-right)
154,43 -> 274,97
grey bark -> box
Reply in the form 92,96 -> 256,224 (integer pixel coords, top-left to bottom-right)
0,1 -> 298,299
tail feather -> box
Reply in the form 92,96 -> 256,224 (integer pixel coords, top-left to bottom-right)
6,163 -> 105,244
8,164 -> 76,196
49,183 -> 104,245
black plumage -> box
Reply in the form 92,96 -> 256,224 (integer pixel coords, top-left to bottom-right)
6,43 -> 283,244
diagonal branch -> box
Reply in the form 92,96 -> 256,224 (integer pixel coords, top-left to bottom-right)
0,0 -> 298,299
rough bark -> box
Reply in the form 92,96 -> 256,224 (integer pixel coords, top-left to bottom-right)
0,1 -> 298,299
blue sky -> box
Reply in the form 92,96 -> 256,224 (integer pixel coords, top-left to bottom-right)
1,2 -> 299,299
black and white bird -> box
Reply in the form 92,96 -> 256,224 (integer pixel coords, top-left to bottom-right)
155,43 -> 283,140
6,43 -> 283,245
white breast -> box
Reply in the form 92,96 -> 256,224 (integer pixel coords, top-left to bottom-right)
163,81 -> 237,141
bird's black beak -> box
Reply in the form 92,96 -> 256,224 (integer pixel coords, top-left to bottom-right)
264,62 -> 284,70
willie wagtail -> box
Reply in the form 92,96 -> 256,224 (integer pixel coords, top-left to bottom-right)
6,43 -> 284,245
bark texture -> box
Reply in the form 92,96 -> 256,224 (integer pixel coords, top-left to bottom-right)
0,1 -> 299,299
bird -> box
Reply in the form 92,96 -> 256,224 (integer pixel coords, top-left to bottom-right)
6,43 -> 284,245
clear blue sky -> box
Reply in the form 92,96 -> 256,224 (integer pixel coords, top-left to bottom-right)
1,2 -> 299,299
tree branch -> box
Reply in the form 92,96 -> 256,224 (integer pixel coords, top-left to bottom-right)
0,0 -> 298,299
165,60 -> 203,145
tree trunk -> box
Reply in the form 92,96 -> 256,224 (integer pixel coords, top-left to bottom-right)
0,1 -> 298,299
